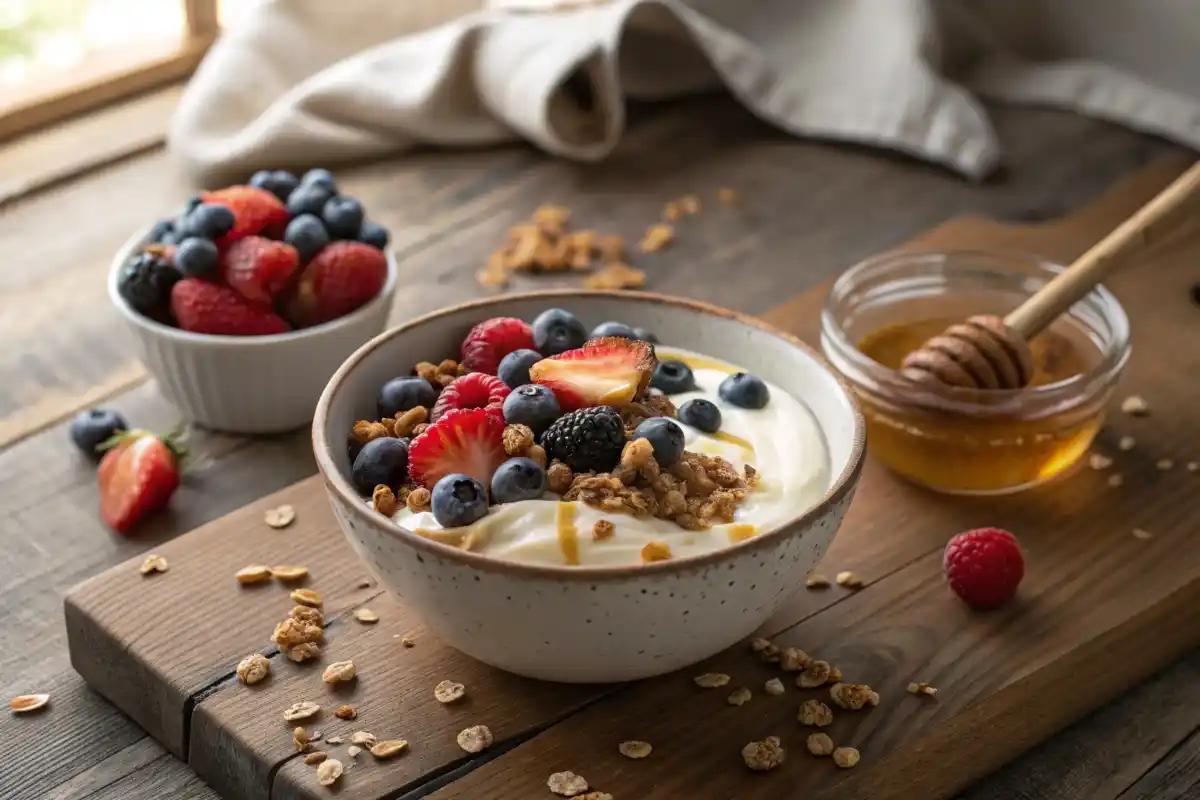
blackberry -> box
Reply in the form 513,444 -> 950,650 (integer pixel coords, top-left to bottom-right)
540,406 -> 626,473
117,251 -> 182,315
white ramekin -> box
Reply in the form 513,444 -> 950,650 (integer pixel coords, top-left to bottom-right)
108,227 -> 398,435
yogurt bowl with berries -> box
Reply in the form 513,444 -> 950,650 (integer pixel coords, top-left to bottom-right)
108,168 -> 397,434
314,291 -> 864,682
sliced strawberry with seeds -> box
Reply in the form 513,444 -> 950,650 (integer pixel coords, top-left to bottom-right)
529,337 -> 656,411
430,373 -> 511,422
407,407 -> 507,490
98,429 -> 185,533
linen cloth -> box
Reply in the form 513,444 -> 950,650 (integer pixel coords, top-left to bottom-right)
168,0 -> 1200,185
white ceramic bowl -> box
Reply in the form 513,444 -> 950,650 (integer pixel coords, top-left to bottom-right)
314,291 -> 865,682
108,226 -> 397,434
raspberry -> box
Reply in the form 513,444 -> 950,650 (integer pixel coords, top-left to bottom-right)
202,186 -> 290,246
222,236 -> 300,304
460,317 -> 535,374
431,373 -> 511,422
943,527 -> 1025,610
170,278 -> 291,336
280,241 -> 387,328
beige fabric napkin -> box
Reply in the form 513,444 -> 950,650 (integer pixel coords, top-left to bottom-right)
169,0 -> 1200,186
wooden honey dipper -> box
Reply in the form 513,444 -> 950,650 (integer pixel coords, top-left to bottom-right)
901,161 -> 1200,390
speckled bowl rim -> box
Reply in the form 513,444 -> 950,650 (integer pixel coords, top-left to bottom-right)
313,289 -> 866,581
107,224 -> 399,347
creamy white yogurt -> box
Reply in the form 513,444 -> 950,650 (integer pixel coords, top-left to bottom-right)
377,347 -> 831,567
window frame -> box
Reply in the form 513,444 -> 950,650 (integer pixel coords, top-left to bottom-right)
0,0 -> 219,142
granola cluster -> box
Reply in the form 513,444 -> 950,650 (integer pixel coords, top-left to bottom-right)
475,204 -> 641,290
271,605 -> 325,663
555,446 -> 756,533
350,404 -> 430,456
475,191 -> 740,290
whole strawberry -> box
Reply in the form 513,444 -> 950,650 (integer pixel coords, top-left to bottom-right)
943,527 -> 1025,610
281,241 -> 386,328
98,429 -> 185,533
171,278 -> 291,336
221,236 -> 300,303
202,186 -> 290,246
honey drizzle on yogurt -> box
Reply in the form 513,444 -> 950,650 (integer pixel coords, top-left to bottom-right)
710,430 -> 755,456
556,503 -> 581,565
658,350 -> 740,375
727,524 -> 758,543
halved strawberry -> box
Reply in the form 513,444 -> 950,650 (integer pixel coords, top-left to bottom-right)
98,429 -> 185,533
529,337 -> 656,411
407,407 -> 507,490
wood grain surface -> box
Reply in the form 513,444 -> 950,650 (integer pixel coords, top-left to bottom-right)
1,88 -> 1197,800
59,156 -> 1200,799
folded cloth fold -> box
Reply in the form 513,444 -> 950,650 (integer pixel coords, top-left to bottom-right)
169,0 -> 1200,186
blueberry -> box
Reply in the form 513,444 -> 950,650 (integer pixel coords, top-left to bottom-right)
650,360 -> 695,394
490,457 -> 547,504
174,237 -> 220,278
181,203 -> 236,240
590,321 -> 636,340
322,196 -> 365,239
118,252 -> 182,315
358,219 -> 390,250
431,473 -> 490,527
497,349 -> 542,389
148,219 -> 176,244
69,408 -> 128,459
678,398 -> 721,433
284,214 -> 331,262
184,195 -> 203,214
351,437 -> 409,495
632,417 -> 685,468
286,183 -> 335,217
719,372 -> 770,409
250,169 -> 300,201
502,384 -> 560,435
532,308 -> 587,355
301,168 -> 338,193
632,327 -> 659,344
377,376 -> 439,418
249,170 -> 273,190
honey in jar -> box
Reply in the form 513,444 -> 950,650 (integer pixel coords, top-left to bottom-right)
852,317 -> 1107,494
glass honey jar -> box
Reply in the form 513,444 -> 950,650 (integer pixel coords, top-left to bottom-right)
820,250 -> 1131,495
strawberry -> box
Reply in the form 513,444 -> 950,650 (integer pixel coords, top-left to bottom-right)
170,278 -> 292,336
430,373 -> 511,422
943,527 -> 1025,610
202,186 -> 290,247
529,337 -> 655,411
460,317 -> 535,374
407,407 -> 506,490
98,429 -> 184,533
221,236 -> 300,303
280,241 -> 387,328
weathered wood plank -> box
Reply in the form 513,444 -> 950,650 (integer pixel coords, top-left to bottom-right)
0,670 -> 149,800
958,649 -> 1200,800
1118,725 -> 1200,800
0,85 -> 183,209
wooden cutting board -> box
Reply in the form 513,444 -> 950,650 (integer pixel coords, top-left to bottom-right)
64,159 -> 1200,800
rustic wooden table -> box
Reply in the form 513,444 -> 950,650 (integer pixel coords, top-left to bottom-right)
1,89 -> 1198,800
